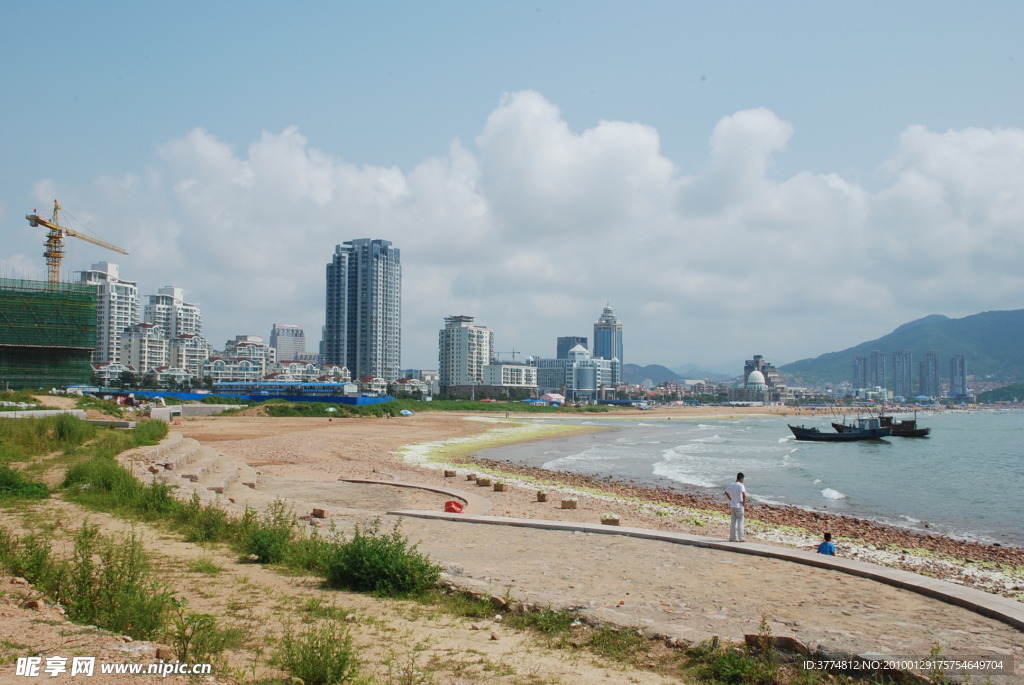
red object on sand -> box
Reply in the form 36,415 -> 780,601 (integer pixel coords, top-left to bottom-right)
444,500 -> 464,513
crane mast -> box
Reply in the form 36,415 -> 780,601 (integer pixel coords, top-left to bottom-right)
25,200 -> 128,283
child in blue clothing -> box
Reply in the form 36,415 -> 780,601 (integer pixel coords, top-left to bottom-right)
817,532 -> 836,555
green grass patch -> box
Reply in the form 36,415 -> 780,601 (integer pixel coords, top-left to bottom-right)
74,394 -> 126,418
0,413 -> 97,463
186,557 -> 223,575
0,390 -> 43,412
0,465 -> 49,500
241,397 -> 611,419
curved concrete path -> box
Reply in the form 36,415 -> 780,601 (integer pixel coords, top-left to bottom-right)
341,477 -> 492,515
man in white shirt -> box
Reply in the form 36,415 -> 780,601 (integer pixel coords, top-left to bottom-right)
724,472 -> 747,542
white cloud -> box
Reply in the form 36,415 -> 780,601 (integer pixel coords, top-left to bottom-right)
6,91 -> 1023,370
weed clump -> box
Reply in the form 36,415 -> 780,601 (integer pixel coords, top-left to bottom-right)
325,519 -> 440,598
238,500 -> 296,564
276,620 -> 359,685
0,523 -> 173,640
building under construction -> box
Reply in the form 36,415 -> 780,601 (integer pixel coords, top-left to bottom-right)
0,277 -> 97,390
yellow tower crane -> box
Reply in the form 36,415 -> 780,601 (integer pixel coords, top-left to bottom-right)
25,200 -> 129,283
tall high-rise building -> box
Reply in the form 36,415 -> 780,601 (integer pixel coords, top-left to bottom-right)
144,286 -> 202,338
438,315 -> 494,390
593,304 -> 623,385
919,351 -> 940,398
270,324 -> 306,362
868,350 -> 886,388
851,355 -> 867,389
949,354 -> 967,398
893,349 -> 913,399
322,239 -> 401,381
557,336 -> 588,360
77,262 -> 140,364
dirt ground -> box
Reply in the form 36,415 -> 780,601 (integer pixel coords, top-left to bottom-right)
2,407 -> 1022,683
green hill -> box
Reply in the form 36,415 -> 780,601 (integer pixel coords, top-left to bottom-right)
623,363 -> 681,385
780,309 -> 1024,386
977,383 -> 1024,403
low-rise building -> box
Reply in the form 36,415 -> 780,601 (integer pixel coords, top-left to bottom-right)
91,362 -> 137,386
483,362 -> 538,389
202,357 -> 265,383
532,345 -> 615,402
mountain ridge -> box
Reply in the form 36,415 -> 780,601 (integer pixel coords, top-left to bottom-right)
778,309 -> 1024,385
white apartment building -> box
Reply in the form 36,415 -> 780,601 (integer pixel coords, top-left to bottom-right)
77,262 -> 140,365
483,362 -> 538,389
168,334 -> 212,378
224,335 -> 275,376
438,315 -> 494,390
144,286 -> 201,338
119,323 -> 168,374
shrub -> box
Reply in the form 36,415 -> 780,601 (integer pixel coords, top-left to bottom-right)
325,520 -> 440,598
276,621 -> 359,685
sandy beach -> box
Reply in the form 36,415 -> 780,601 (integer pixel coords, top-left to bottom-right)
168,406 -> 1022,673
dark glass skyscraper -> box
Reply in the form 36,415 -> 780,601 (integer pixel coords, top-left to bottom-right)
322,239 -> 401,381
852,355 -> 867,389
868,349 -> 886,388
556,336 -> 587,359
919,351 -> 940,398
949,354 -> 967,398
893,349 -> 913,399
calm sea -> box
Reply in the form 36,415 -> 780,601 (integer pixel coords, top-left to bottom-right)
478,410 -> 1024,547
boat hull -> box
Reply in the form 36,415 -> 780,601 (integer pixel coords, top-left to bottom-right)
789,424 -> 891,442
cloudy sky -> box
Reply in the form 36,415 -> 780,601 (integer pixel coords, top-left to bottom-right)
2,2 -> 1022,373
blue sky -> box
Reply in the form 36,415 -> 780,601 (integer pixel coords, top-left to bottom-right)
3,2 -> 1022,373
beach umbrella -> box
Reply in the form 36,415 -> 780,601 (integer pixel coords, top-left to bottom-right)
325,407 -> 338,412
399,409 -> 414,416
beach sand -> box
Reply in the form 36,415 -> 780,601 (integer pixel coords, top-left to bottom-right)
170,407 -> 1023,676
